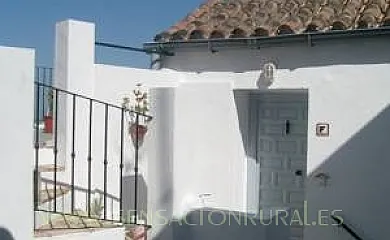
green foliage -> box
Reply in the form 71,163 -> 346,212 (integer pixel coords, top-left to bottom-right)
90,195 -> 104,218
122,83 -> 152,125
133,83 -> 149,114
122,84 -> 150,114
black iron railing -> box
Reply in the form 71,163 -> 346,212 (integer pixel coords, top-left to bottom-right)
34,80 -> 152,229
35,67 -> 53,122
331,215 -> 364,240
35,66 -> 53,82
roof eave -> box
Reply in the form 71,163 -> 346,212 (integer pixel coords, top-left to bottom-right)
144,27 -> 390,54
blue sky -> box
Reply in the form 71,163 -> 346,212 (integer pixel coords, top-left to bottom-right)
0,0 -> 201,68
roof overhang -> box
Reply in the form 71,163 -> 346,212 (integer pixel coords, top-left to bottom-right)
144,27 -> 390,55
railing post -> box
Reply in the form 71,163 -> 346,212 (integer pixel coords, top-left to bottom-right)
53,89 -> 59,212
103,104 -> 109,220
87,99 -> 93,218
331,215 -> 364,240
119,108 -> 125,222
34,83 -> 40,211
71,94 -> 76,214
134,112 -> 140,224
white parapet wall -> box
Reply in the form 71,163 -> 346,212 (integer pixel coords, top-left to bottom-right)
0,46 -> 35,239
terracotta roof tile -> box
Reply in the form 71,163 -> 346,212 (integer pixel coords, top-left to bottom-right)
155,0 -> 390,42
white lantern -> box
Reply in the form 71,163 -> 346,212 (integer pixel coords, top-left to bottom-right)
257,62 -> 277,88
263,62 -> 276,80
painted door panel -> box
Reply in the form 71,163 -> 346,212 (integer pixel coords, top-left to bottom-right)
256,93 -> 308,240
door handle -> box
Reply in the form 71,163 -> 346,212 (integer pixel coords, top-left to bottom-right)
285,120 -> 290,135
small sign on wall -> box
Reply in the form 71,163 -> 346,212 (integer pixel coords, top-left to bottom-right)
316,123 -> 329,137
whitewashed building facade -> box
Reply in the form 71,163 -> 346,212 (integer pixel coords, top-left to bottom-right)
1,0 -> 390,240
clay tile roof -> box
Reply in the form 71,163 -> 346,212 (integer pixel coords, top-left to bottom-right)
154,0 -> 390,42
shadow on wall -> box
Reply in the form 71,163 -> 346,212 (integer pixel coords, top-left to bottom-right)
167,38 -> 390,72
122,175 -> 148,222
306,105 -> 390,240
0,227 -> 14,240
153,208 -> 292,240
39,178 -> 120,220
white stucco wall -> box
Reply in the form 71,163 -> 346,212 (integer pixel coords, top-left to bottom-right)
160,40 -> 390,240
54,20 -> 249,239
172,81 -> 246,215
94,68 -> 248,238
54,19 -> 390,240
0,46 -> 35,239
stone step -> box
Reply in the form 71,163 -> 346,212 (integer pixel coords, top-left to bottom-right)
38,164 -> 65,173
34,212 -> 149,239
39,186 -> 70,204
36,213 -> 122,231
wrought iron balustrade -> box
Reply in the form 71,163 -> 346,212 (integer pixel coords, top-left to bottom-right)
33,80 -> 152,230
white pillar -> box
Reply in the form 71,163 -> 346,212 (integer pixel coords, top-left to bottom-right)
147,87 -> 175,239
0,46 -> 35,239
54,20 -> 95,212
54,19 -> 95,94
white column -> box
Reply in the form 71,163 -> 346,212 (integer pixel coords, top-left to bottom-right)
0,46 -> 35,239
54,20 -> 95,211
54,19 -> 95,94
147,87 -> 175,239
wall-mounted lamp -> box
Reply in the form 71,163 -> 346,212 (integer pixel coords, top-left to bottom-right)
257,61 -> 277,88
263,62 -> 276,80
